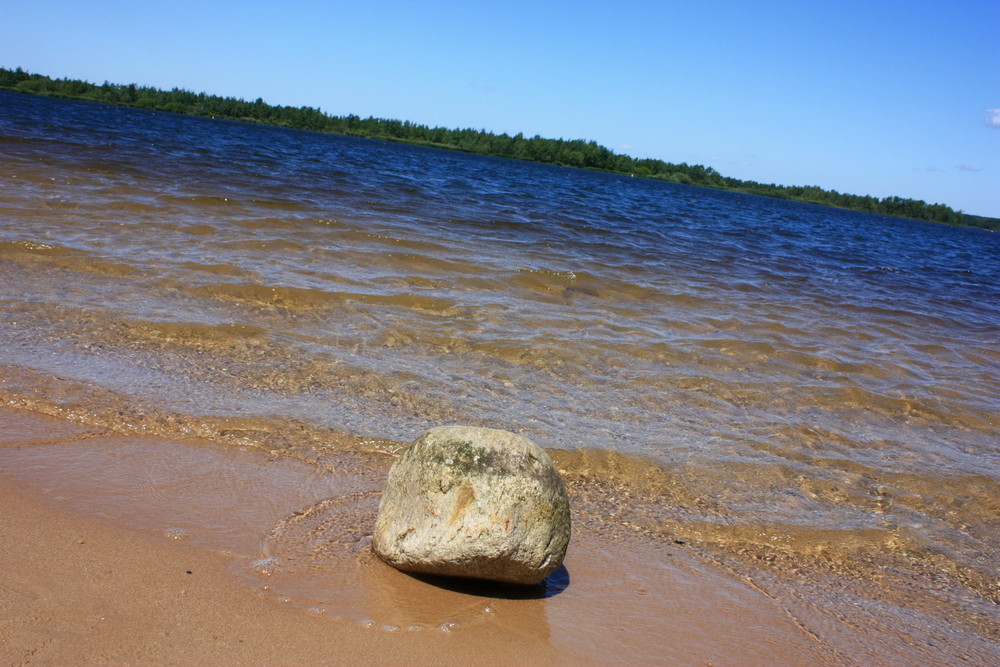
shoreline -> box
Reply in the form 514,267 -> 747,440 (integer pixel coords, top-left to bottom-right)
0,407 -> 831,665
0,478 -> 575,665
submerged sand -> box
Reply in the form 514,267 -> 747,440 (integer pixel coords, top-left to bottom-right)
0,407 -> 834,665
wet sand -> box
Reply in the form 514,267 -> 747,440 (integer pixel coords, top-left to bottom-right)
0,407 -> 833,665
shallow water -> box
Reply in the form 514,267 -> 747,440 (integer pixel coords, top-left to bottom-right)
1,90 -> 998,662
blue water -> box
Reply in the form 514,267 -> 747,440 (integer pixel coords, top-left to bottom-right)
2,89 -> 998,660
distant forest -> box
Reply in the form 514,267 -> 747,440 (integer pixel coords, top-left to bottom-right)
2,66 -> 996,231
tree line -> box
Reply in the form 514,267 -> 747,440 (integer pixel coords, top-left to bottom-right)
2,66 -> 994,230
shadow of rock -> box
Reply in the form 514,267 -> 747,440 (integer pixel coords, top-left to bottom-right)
406,564 -> 570,600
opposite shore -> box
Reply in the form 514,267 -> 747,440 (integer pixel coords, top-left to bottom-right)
2,66 -> 994,231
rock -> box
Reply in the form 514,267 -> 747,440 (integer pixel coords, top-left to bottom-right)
373,425 -> 571,585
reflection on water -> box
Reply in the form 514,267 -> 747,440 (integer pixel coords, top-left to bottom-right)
1,90 -> 999,663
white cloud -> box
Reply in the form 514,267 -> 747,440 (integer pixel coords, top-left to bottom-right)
956,164 -> 983,172
987,109 -> 1000,128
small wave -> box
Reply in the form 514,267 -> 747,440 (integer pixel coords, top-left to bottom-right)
0,239 -> 141,278
517,268 -> 579,282
0,239 -> 72,256
118,319 -> 268,348
0,365 -> 397,458
194,281 -> 456,313
175,261 -> 261,279
249,197 -> 308,210
228,238 -> 309,253
818,384 -> 993,431
508,268 -> 662,302
155,194 -> 240,208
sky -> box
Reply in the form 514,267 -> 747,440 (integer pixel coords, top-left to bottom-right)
3,0 -> 998,217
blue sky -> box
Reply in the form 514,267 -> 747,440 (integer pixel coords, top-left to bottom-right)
3,0 -> 998,216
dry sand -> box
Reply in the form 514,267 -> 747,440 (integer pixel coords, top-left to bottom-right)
0,408 -> 832,665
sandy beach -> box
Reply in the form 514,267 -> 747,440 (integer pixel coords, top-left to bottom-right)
0,407 -> 835,665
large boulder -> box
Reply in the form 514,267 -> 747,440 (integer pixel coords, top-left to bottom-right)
372,425 -> 571,585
